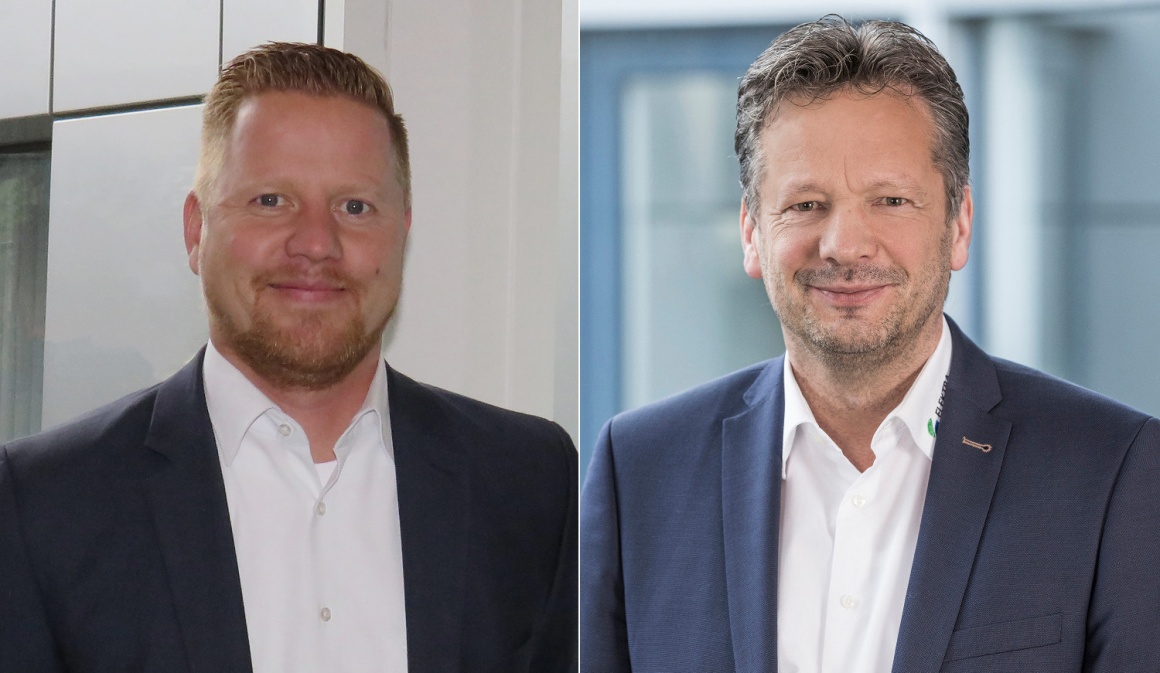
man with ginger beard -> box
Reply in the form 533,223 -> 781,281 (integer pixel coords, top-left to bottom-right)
0,43 -> 576,673
581,16 -> 1160,673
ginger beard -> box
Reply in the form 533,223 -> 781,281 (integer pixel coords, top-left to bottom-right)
203,266 -> 394,391
760,222 -> 953,371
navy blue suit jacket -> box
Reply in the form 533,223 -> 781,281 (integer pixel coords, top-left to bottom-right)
581,319 -> 1160,672
1,350 -> 577,672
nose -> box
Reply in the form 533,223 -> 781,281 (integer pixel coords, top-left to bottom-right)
818,203 -> 877,265
284,203 -> 342,262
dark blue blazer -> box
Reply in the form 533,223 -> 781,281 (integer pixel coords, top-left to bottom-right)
581,319 -> 1160,672
1,350 -> 577,673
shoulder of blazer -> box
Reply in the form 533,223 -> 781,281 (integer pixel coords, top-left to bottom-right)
605,357 -> 783,448
2,380 -> 164,482
1,351 -> 206,484
386,363 -> 575,456
946,317 -> 1153,454
989,356 -> 1155,453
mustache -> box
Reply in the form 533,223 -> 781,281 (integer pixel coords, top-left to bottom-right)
795,264 -> 907,286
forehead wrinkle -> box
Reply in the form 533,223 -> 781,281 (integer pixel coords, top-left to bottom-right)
838,136 -> 932,197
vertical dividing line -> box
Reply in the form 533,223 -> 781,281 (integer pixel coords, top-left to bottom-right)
218,0 -> 225,67
317,0 -> 326,46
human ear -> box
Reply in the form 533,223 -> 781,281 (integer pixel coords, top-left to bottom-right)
741,198 -> 763,279
182,191 -> 204,276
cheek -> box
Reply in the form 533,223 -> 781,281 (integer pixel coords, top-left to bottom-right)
892,230 -> 944,272
202,227 -> 253,273
198,236 -> 232,279
767,230 -> 814,273
227,231 -> 273,265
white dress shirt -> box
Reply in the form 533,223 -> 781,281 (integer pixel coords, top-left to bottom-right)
777,318 -> 952,673
202,341 -> 408,673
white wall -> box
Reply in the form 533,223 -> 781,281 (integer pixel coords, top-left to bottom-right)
331,0 -> 578,437
52,0 -> 219,113
0,0 -> 52,118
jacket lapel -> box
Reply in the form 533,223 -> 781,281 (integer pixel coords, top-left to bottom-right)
142,350 -> 253,673
388,367 -> 470,672
720,358 -> 784,673
892,322 -> 1012,673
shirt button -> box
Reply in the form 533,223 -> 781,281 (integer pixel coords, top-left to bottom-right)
851,493 -> 868,508
320,607 -> 332,622
840,595 -> 859,610
277,424 -> 292,437
316,501 -> 327,516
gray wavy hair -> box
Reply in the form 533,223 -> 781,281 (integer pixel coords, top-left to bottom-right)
734,15 -> 969,221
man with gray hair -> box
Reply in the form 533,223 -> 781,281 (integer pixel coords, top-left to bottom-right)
581,15 -> 1160,672
1,42 -> 576,672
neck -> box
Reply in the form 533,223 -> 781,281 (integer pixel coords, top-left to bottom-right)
786,315 -> 943,471
216,344 -> 381,463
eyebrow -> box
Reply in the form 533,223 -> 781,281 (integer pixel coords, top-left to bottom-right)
778,181 -> 827,197
866,179 -> 929,198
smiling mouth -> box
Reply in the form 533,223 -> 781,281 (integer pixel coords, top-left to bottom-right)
267,282 -> 347,303
810,284 -> 890,307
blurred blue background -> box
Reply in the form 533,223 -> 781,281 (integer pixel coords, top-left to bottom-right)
580,1 -> 1160,480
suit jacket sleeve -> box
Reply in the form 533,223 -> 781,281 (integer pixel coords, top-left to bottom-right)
1084,417 -> 1160,671
580,419 -> 633,673
0,447 -> 65,673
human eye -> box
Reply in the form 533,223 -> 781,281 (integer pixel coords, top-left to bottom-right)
790,201 -> 821,212
254,193 -> 286,208
340,199 -> 374,216
881,196 -> 909,207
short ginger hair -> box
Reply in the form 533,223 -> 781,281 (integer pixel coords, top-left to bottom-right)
194,42 -> 411,208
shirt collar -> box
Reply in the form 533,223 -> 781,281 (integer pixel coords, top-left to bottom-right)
780,316 -> 953,478
202,339 -> 391,466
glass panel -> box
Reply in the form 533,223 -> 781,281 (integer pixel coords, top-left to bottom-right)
968,8 -> 1160,417
620,72 -> 783,409
0,149 -> 50,442
1064,8 -> 1160,417
41,107 -> 206,430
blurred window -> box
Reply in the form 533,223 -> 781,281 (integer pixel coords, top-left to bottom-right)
580,9 -> 1160,479
0,146 -> 50,442
580,26 -> 788,477
962,9 -> 1160,420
